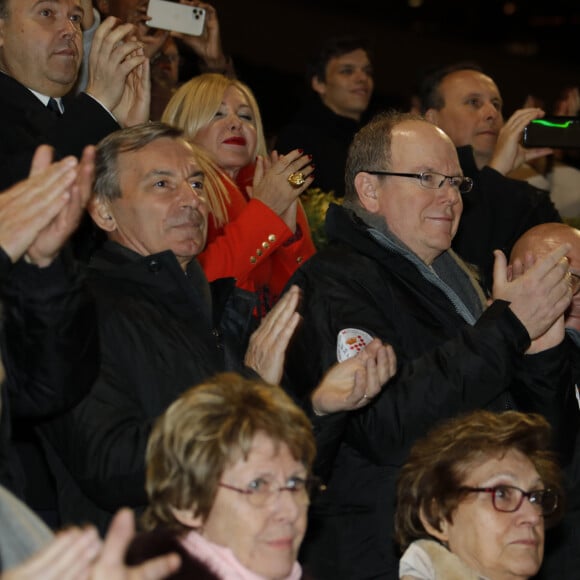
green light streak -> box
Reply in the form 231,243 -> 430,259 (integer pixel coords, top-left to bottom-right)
531,119 -> 574,129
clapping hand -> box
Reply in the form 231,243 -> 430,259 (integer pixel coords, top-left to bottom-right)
86,17 -> 149,125
311,339 -> 397,416
493,245 -> 571,345
0,144 -> 95,268
244,285 -> 302,385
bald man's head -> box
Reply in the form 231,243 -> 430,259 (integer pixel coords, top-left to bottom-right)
511,222 -> 580,264
511,222 -> 580,330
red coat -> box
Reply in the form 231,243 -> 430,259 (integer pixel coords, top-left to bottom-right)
197,170 -> 316,309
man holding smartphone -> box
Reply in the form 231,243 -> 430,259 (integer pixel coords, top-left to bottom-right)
420,62 -> 562,293
0,0 -> 148,191
95,0 -> 234,118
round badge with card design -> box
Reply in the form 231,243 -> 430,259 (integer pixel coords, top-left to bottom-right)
336,328 -> 374,362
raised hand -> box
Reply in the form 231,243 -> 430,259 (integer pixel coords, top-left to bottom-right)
2,527 -> 101,580
509,250 -> 567,354
3,509 -> 180,580
311,339 -> 397,416
172,1 -> 230,72
26,145 -> 96,267
493,245 -> 571,342
0,145 -> 95,267
247,150 -> 314,221
489,107 -> 553,175
244,285 -> 302,384
111,45 -> 151,127
86,17 -> 148,115
90,509 -> 180,580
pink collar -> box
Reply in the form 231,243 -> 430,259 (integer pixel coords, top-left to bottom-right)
180,530 -> 302,580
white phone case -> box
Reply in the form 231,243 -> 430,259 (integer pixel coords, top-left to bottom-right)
146,0 -> 206,36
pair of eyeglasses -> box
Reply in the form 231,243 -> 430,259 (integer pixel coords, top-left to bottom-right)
460,484 -> 559,516
219,476 -> 325,508
363,170 -> 474,194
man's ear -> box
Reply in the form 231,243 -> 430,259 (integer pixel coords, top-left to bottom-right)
88,196 -> 117,232
419,505 -> 450,544
311,75 -> 325,97
170,506 -> 204,529
354,172 -> 379,213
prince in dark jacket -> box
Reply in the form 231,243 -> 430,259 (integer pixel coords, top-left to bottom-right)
285,112 -> 578,579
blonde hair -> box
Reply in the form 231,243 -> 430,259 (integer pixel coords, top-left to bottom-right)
162,74 -> 269,228
163,73 -> 267,157
185,142 -> 229,228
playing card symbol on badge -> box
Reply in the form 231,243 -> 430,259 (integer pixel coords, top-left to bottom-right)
336,328 -> 374,362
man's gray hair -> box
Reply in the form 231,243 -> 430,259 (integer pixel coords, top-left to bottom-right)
94,122 -> 184,201
344,110 -> 424,204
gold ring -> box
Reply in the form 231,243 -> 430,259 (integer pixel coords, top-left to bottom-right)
287,171 -> 306,188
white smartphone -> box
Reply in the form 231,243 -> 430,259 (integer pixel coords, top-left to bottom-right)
146,0 -> 206,36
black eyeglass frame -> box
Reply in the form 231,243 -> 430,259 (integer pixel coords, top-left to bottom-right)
362,170 -> 474,193
459,484 -> 559,516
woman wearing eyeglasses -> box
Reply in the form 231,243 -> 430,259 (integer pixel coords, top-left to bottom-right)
125,372 -> 320,580
395,410 -> 562,580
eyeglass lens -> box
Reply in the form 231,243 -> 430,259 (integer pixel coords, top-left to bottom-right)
491,485 -> 558,515
220,476 -> 322,508
420,172 -> 472,193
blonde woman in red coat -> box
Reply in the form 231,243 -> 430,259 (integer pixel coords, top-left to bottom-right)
163,74 -> 316,312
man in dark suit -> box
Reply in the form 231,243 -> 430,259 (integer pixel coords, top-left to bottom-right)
0,0 -> 150,191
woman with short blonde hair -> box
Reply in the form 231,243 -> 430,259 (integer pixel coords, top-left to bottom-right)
163,74 -> 316,312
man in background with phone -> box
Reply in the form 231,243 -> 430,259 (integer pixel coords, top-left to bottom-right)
420,62 -> 562,293
0,0 -> 149,191
515,88 -> 580,219
95,0 -> 234,119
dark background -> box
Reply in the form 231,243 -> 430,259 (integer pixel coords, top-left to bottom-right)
206,0 -> 579,142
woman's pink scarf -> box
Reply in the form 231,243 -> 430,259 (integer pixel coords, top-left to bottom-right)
180,530 -> 302,580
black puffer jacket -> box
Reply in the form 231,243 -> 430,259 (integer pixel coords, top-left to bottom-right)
285,204 -> 577,580
39,242 -> 257,532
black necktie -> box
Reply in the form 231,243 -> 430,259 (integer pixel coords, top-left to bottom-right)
47,97 -> 62,117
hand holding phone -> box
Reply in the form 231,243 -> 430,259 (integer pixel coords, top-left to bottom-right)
146,0 -> 206,37
522,116 -> 580,149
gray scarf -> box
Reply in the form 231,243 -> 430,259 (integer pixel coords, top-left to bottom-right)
344,203 -> 486,324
